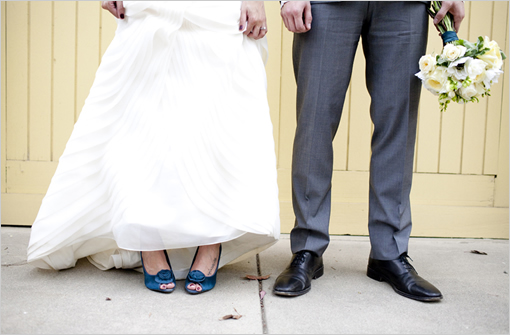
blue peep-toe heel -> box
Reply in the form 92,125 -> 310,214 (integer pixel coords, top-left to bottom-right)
141,250 -> 176,293
185,244 -> 222,294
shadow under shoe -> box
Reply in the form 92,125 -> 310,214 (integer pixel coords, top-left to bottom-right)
367,253 -> 443,302
273,250 -> 324,297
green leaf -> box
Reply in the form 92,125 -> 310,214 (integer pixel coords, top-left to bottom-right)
437,59 -> 450,67
463,40 -> 476,50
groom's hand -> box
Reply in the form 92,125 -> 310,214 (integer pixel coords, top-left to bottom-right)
434,1 -> 465,32
281,1 -> 312,33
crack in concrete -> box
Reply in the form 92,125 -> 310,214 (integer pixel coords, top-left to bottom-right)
1,261 -> 28,267
256,254 -> 268,334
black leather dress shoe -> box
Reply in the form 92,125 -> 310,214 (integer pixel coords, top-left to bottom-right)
273,250 -> 324,297
367,253 -> 443,302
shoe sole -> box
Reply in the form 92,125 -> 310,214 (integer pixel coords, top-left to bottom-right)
185,285 -> 214,295
148,287 -> 175,294
366,266 -> 443,302
273,265 -> 324,297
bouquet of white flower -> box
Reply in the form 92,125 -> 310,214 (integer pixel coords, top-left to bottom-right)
415,1 -> 506,112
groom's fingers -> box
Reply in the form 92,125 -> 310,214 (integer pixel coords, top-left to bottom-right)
433,1 -> 465,33
303,2 -> 312,31
282,13 -> 295,32
433,2 -> 451,26
293,15 -> 307,33
450,2 -> 465,33
281,1 -> 309,33
281,10 -> 293,32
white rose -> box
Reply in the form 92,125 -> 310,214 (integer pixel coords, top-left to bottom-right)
458,82 -> 485,100
442,44 -> 467,62
465,58 -> 487,83
478,36 -> 504,70
423,67 -> 449,95
419,54 -> 436,73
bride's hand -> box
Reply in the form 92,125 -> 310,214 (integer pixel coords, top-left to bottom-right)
239,1 -> 267,40
101,1 -> 125,19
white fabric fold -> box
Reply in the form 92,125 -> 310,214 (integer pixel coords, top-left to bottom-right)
27,1 -> 280,279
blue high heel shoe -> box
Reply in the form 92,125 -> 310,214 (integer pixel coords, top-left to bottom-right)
141,250 -> 176,293
185,244 -> 222,294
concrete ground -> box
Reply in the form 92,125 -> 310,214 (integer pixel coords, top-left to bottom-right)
1,226 -> 508,334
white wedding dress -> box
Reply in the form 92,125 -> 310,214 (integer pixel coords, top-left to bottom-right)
26,1 -> 280,280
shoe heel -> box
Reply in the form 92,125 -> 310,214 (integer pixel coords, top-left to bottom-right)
312,265 -> 324,279
366,266 -> 383,282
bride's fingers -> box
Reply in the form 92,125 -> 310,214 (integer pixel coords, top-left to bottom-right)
248,24 -> 267,40
101,1 -> 117,18
239,5 -> 248,32
101,1 -> 124,19
249,26 -> 261,39
116,1 -> 125,19
256,24 -> 268,39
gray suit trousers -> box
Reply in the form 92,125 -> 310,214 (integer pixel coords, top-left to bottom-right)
290,1 -> 429,260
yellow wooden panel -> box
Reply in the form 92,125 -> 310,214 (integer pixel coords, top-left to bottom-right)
484,1 -> 508,175
332,85 -> 350,171
52,1 -> 77,161
461,2 -> 493,175
276,169 -> 291,201
265,1 -> 282,161
278,200 -> 296,234
6,1 -> 28,161
436,3 -> 469,174
5,161 -> 58,194
416,17 -> 445,173
415,95 -> 441,173
411,173 -> 494,207
2,1 -> 7,193
278,29 -> 296,170
280,201 -> 508,238
347,41 -> 371,171
438,103 -> 464,174
329,202 -> 369,236
494,12 -> 509,208
412,205 -> 508,239
279,168 -> 495,208
75,1 -> 100,120
28,1 -> 52,162
1,193 -> 44,225
100,4 -> 117,58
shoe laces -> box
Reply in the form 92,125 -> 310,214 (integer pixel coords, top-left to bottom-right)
399,253 -> 416,272
291,251 -> 308,266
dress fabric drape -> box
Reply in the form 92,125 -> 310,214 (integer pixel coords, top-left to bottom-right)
26,1 -> 280,280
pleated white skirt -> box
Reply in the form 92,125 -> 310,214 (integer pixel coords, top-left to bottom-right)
26,1 -> 280,280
